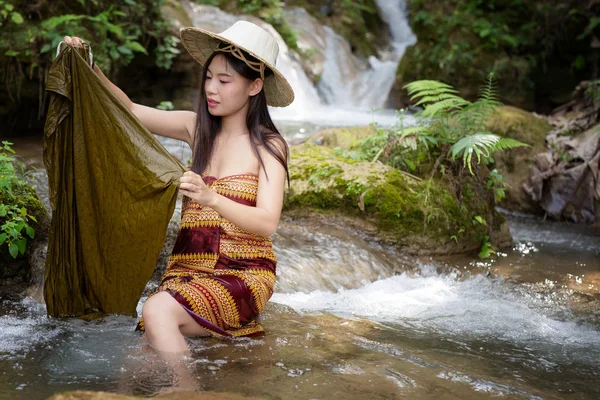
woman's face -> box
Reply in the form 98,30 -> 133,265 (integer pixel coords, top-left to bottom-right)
204,53 -> 260,117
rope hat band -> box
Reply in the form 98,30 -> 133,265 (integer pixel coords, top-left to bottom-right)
215,42 -> 266,80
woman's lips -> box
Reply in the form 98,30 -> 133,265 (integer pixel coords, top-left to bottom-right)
207,99 -> 219,108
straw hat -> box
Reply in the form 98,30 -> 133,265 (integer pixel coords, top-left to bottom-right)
180,21 -> 295,107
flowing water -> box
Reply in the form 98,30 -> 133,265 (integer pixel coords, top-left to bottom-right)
2,133 -> 599,399
3,1 -> 599,398
182,1 -> 412,127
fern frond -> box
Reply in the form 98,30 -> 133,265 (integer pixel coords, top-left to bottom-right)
414,93 -> 463,107
396,126 -> 438,149
422,97 -> 471,118
478,73 -> 500,103
450,134 -> 500,173
404,80 -> 458,101
492,137 -> 530,150
450,133 -> 529,173
396,126 -> 428,136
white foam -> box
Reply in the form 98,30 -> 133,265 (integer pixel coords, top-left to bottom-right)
272,272 -> 600,348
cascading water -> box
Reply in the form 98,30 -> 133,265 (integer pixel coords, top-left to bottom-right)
317,0 -> 416,109
3,3 -> 600,398
181,1 -> 414,127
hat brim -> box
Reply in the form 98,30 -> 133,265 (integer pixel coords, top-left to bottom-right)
180,26 -> 295,108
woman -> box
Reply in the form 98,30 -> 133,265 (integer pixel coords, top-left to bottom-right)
63,20 -> 294,353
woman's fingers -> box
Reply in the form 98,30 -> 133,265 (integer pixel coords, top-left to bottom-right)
180,172 -> 205,185
63,35 -> 85,47
179,182 -> 197,191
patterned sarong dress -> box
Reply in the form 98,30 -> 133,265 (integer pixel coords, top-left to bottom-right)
136,173 -> 277,337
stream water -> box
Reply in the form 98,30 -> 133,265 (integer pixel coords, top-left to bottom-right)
1,132 -> 599,399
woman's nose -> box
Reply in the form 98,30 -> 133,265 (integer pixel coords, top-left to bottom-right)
206,79 -> 217,95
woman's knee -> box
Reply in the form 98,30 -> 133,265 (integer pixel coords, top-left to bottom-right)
142,292 -> 178,329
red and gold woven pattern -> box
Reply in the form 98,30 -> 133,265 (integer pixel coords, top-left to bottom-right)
137,173 -> 277,338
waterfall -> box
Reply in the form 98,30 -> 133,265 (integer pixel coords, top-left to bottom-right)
181,1 -> 415,126
317,0 -> 416,109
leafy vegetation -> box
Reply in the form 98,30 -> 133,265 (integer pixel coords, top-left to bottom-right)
0,142 -> 43,260
397,0 -> 600,111
193,0 -> 300,51
195,0 -> 386,57
337,75 -> 526,256
0,0 -> 180,134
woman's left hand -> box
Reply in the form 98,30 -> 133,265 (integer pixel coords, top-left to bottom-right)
178,171 -> 217,206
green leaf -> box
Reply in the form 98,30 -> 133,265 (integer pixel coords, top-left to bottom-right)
404,158 -> 416,171
109,48 -> 120,60
117,45 -> 133,55
41,43 -> 53,54
0,233 -> 6,245
41,14 -> 86,30
473,215 -> 486,225
125,41 -> 148,54
8,242 -> 18,258
4,50 -> 19,56
16,238 -> 26,255
10,12 -> 24,24
25,226 -> 35,239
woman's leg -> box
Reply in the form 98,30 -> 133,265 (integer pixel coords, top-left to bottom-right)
141,291 -> 209,352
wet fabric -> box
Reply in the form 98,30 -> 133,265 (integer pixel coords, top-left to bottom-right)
136,174 -> 277,337
43,45 -> 186,317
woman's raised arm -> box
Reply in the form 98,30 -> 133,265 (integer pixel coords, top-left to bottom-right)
64,35 -> 197,146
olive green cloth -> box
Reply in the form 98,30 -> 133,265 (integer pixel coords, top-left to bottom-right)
43,46 -> 186,317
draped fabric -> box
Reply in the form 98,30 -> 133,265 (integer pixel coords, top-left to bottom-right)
136,174 -> 277,337
43,45 -> 186,317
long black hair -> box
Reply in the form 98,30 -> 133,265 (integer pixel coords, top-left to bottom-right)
191,49 -> 289,185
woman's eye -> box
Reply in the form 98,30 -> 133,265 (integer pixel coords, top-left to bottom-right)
220,80 -> 228,84
206,76 -> 212,80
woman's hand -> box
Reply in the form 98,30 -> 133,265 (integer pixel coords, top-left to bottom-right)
63,36 -> 85,47
178,171 -> 217,207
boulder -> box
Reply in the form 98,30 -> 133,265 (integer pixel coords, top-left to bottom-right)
486,106 -> 553,213
283,140 -> 511,255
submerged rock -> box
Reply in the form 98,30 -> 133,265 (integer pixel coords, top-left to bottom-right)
283,138 -> 511,255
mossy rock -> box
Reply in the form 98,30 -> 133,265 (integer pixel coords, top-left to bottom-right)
284,142 -> 510,255
308,126 -> 376,149
486,106 -> 553,213
0,179 -> 49,281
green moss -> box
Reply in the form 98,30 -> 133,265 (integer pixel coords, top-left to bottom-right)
285,142 -> 494,251
485,106 -> 552,211
485,106 -> 552,152
309,126 -> 377,150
